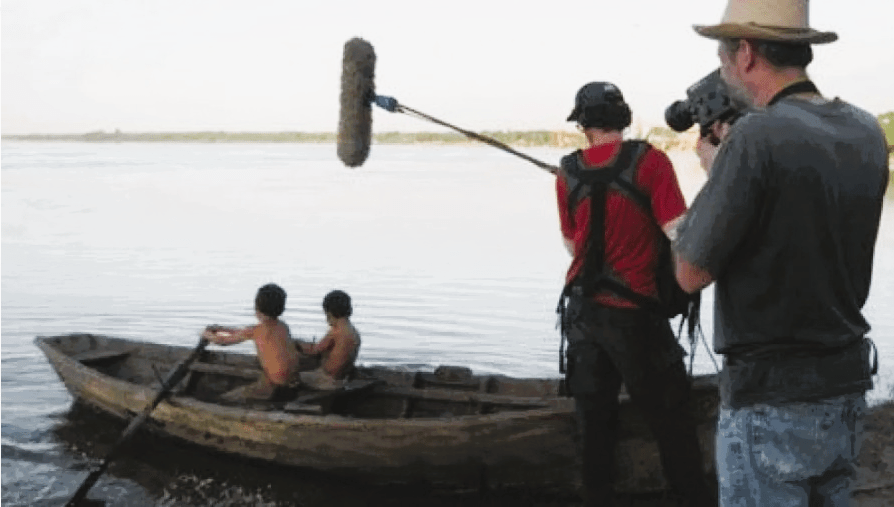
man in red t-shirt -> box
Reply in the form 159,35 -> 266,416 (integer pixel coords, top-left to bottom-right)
556,82 -> 711,507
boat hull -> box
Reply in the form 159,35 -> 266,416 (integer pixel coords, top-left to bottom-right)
36,333 -> 719,492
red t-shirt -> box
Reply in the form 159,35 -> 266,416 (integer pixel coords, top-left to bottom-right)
556,140 -> 686,308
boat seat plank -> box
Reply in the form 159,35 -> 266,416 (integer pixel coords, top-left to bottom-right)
414,371 -> 480,390
189,362 -> 260,380
282,380 -> 382,414
291,379 -> 383,405
374,385 -> 551,408
282,402 -> 324,415
72,348 -> 133,364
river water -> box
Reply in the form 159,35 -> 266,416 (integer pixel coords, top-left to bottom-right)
2,141 -> 892,506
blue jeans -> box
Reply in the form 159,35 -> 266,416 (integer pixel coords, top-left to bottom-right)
716,394 -> 865,507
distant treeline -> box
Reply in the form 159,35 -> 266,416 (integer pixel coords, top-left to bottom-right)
4,111 -> 892,151
1,128 -> 690,151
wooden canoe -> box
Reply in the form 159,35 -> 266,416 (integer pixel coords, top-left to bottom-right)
35,333 -> 720,493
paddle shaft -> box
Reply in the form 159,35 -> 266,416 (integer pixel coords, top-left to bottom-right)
65,338 -> 210,507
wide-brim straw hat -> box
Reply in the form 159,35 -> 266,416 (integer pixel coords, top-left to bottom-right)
694,0 -> 838,44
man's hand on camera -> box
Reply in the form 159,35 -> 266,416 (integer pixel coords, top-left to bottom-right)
696,122 -> 731,175
696,136 -> 718,174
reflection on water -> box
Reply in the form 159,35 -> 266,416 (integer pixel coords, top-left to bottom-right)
2,142 -> 892,506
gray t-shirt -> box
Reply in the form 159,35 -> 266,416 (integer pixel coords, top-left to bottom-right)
676,96 -> 888,357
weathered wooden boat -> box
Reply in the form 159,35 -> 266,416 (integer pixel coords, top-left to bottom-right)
36,333 -> 720,493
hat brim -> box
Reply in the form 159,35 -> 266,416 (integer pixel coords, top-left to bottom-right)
566,107 -> 580,122
693,23 -> 838,44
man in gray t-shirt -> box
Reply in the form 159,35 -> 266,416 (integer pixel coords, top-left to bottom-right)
675,1 -> 888,505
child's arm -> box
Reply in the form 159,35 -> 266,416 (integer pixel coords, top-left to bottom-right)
300,332 -> 335,355
203,325 -> 256,346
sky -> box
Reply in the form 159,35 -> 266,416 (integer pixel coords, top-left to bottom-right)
2,0 -> 893,135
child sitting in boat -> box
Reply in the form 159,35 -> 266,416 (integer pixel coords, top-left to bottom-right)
202,283 -> 301,402
297,290 -> 361,390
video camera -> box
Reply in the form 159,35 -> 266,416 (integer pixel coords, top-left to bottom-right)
664,69 -> 744,145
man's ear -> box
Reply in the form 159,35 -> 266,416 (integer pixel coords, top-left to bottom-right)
739,39 -> 758,72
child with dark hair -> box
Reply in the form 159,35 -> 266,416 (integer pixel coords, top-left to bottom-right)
297,290 -> 361,390
322,289 -> 352,319
203,283 -> 301,402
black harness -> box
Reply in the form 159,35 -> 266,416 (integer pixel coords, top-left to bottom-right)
556,141 -> 700,375
562,141 -> 659,306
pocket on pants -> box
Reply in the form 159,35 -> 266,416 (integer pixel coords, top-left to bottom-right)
747,400 -> 859,483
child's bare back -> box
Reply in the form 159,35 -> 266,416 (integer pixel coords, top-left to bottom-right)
314,321 -> 360,379
299,290 -> 361,388
252,320 -> 299,385
202,283 -> 301,402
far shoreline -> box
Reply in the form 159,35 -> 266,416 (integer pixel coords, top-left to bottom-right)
2,111 -> 889,150
0,129 -> 695,151
4,129 -> 891,187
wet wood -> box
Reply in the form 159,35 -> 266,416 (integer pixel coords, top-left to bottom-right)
72,348 -> 133,364
35,333 -> 721,494
282,402 -> 324,415
281,379 -> 383,414
373,385 -> 551,408
188,361 -> 260,379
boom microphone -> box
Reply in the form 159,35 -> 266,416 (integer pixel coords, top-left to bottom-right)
336,38 -> 558,174
337,38 -> 376,168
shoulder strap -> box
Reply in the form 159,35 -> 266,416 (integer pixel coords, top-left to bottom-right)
559,150 -> 581,179
562,142 -> 644,218
560,150 -> 586,219
609,141 -> 652,213
576,144 -> 637,185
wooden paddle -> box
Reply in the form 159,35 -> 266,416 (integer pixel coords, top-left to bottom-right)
65,337 -> 210,507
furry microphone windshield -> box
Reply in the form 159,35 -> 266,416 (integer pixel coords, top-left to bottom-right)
337,38 -> 376,168
335,38 -> 557,174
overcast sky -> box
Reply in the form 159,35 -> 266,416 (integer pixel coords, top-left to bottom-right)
2,0 -> 892,135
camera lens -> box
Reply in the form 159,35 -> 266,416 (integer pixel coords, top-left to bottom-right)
665,100 -> 695,132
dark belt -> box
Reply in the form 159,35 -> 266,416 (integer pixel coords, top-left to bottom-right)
557,284 -> 653,375
721,337 -> 878,408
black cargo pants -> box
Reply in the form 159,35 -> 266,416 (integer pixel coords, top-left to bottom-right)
563,296 -> 711,507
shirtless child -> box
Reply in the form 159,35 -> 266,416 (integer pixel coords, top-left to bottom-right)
202,283 -> 301,402
297,290 -> 361,390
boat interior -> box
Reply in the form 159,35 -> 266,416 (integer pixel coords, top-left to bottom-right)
41,333 -> 579,420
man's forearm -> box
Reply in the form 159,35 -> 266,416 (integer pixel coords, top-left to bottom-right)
673,251 -> 715,293
662,215 -> 686,243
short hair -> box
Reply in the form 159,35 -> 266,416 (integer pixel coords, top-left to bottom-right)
578,103 -> 632,132
322,290 -> 352,319
255,283 -> 286,318
721,38 -> 813,69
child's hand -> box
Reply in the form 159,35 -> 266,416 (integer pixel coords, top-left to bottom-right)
201,329 -> 219,343
202,325 -> 231,344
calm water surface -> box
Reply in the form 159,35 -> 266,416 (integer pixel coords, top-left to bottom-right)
3,141 -> 893,506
